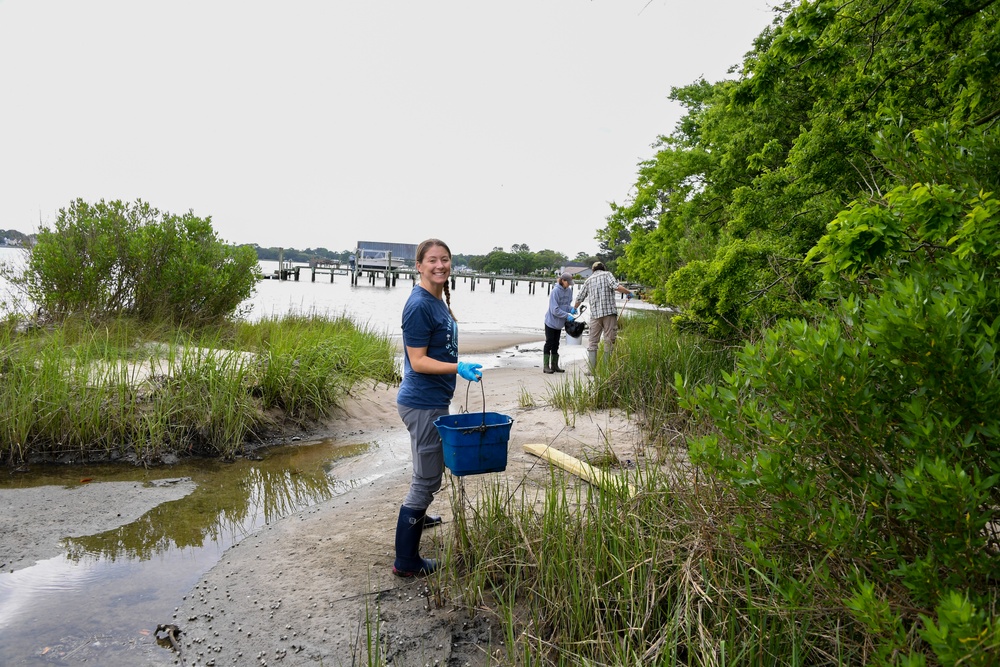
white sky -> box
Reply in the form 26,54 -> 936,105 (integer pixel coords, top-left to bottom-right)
0,0 -> 776,257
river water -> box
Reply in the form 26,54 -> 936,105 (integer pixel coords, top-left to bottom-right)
0,248 -> 652,664
2,249 -> 572,338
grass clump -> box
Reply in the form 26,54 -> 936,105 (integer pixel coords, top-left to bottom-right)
548,311 -> 733,444
0,313 -> 397,466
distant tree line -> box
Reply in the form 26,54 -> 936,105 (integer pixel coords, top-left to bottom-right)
248,245 -> 354,264
0,229 -> 35,246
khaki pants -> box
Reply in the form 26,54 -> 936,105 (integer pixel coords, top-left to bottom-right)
587,314 -> 618,353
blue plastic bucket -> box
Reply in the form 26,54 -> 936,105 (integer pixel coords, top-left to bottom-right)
434,411 -> 513,476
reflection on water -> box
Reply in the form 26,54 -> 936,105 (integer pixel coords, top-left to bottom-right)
0,438 -> 370,665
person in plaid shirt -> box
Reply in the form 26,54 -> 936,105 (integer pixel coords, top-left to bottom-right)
573,261 -> 634,373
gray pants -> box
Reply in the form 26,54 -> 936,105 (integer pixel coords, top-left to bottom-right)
587,314 -> 618,353
398,404 -> 449,510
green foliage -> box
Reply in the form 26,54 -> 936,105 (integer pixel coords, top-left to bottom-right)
251,245 -> 354,264
678,124 -> 1000,664
604,0 -> 1000,337
11,199 -> 261,325
234,313 -> 398,420
469,246 -> 569,275
917,592 -> 1000,667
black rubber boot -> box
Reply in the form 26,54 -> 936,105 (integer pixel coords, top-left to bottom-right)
393,506 -> 438,577
542,353 -> 554,374
424,514 -> 443,528
551,353 -> 565,373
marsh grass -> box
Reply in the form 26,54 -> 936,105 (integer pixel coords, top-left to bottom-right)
517,383 -> 535,408
549,312 -> 733,445
450,464 -> 865,666
0,313 -> 397,465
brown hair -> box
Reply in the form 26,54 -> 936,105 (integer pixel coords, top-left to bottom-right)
416,238 -> 456,320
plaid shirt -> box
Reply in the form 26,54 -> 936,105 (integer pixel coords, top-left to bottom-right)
576,270 -> 621,319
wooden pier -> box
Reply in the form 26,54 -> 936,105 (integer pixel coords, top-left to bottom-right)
260,247 -> 620,296
264,263 -> 574,295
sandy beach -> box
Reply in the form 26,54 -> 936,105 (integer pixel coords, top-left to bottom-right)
1,331 -> 646,666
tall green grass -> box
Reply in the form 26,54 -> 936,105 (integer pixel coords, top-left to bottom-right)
0,314 -> 397,465
449,466 -> 867,666
549,311 -> 734,445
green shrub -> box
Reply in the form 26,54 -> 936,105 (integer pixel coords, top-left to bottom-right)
9,198 -> 261,325
679,123 -> 1000,664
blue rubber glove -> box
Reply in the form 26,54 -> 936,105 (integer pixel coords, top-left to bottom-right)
457,361 -> 482,382
626,291 -> 633,300
567,314 -> 575,322
570,307 -> 579,315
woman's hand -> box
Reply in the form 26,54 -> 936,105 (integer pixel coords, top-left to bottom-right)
457,361 -> 483,382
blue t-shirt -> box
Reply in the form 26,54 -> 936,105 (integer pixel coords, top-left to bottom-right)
397,285 -> 458,409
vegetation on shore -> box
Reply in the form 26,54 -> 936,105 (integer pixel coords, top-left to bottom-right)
2,1 -> 997,664
438,2 -> 1000,665
0,314 -> 397,466
0,200 -> 398,466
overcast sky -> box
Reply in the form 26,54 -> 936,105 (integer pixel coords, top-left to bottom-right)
0,1 -> 777,257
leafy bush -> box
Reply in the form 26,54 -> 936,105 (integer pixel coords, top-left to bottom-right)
679,124 -> 1000,665
11,198 -> 261,325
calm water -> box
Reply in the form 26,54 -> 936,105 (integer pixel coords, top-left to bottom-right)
249,259 -> 571,339
0,439 -> 378,665
1,248 -> 606,339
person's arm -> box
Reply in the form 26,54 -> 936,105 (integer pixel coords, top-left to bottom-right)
615,284 -> 634,298
574,282 -> 589,309
406,346 -> 483,381
406,346 -> 458,375
549,290 -> 572,319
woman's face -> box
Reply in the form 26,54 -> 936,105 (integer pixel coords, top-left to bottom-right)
416,244 -> 451,286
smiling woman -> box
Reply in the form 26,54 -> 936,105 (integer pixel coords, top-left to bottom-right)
392,237 -> 484,577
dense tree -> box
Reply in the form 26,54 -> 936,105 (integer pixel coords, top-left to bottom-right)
605,0 -> 1000,336
683,121 -> 1000,665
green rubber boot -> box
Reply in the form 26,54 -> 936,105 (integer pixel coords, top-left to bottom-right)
543,353 -> 554,374
551,353 -> 565,373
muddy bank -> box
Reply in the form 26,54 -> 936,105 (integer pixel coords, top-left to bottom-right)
0,479 -> 196,574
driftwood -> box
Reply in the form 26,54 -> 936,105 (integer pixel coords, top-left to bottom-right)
523,443 -> 636,498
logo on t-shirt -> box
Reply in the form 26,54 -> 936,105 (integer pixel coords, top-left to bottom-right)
446,319 -> 458,358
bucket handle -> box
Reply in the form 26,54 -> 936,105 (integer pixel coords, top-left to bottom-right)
461,377 -> 488,430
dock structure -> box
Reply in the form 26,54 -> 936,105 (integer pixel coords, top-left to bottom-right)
263,241 -> 620,297
267,263 -> 579,295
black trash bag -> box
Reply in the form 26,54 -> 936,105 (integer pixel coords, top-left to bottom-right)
565,319 -> 586,338
564,304 -> 586,338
